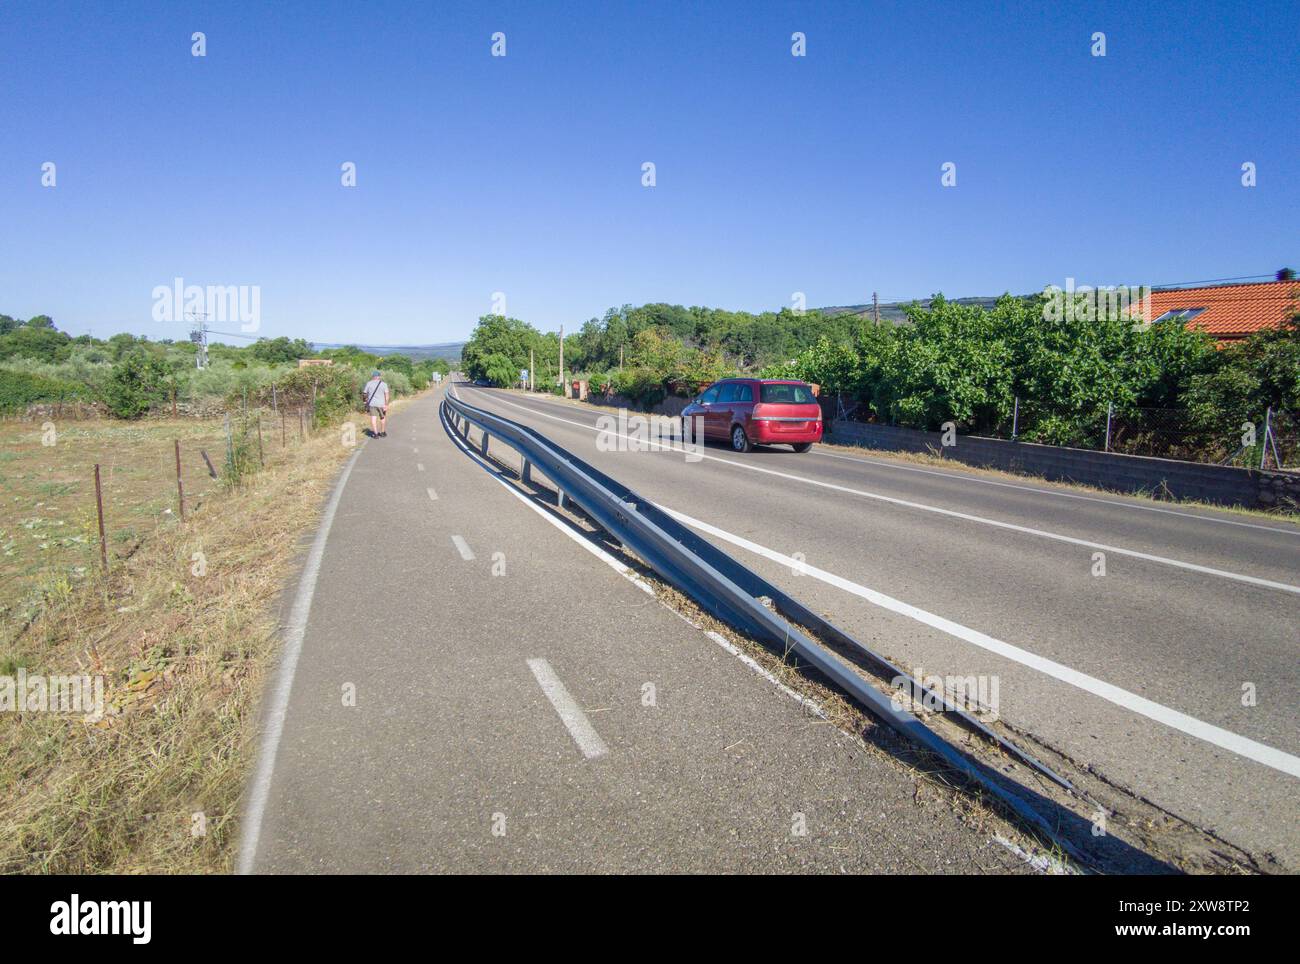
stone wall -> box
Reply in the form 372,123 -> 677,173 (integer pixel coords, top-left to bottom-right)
829,420 -> 1297,511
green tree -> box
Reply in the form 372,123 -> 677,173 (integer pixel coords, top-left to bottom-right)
102,353 -> 169,419
462,315 -> 541,382
250,336 -> 313,364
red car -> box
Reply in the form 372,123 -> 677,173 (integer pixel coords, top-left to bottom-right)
681,378 -> 823,453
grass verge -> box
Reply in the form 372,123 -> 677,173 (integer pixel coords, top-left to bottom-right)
0,399 -> 415,873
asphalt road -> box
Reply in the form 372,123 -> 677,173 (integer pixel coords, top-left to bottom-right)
243,384 -> 1034,873
452,382 -> 1300,871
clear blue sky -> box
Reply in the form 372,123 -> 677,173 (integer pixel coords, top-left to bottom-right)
1,0 -> 1296,346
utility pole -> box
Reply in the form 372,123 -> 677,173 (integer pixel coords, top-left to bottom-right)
558,325 -> 564,395
188,310 -> 211,369
529,348 -> 534,391
619,344 -> 624,372
873,292 -> 880,323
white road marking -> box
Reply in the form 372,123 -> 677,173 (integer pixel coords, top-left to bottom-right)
416,463 -> 425,472
462,387 -> 1300,596
527,658 -> 609,759
426,486 -> 438,501
443,394 -> 824,732
237,446 -> 364,875
480,389 -> 1300,538
440,403 -> 651,590
660,503 -> 1300,780
812,449 -> 1300,537
994,835 -> 1076,875
451,535 -> 475,560
704,631 -> 827,720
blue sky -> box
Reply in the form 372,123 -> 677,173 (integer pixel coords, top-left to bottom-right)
1,0 -> 1296,345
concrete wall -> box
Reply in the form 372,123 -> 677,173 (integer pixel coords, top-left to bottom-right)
829,420 -> 1298,511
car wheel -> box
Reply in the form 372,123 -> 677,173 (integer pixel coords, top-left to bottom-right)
731,425 -> 752,453
792,442 -> 812,453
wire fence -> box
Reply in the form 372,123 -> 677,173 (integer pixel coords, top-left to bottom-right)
837,394 -> 1298,471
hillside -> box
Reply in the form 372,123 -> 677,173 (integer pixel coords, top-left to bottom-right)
818,295 -> 1027,323
312,341 -> 464,362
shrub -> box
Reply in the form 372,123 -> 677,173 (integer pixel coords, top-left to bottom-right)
101,354 -> 169,419
0,369 -> 88,414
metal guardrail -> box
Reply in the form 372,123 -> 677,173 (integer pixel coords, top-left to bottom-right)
442,387 -> 1082,852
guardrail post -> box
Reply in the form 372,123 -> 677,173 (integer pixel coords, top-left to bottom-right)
480,430 -> 489,456
522,458 -> 532,485
557,488 -> 567,510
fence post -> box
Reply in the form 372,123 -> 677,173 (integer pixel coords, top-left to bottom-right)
1104,401 -> 1113,452
1011,396 -> 1019,441
224,413 -> 233,468
298,408 -> 304,442
1261,407 -> 1272,470
256,417 -> 264,467
272,383 -> 278,414
174,440 -> 186,521
94,463 -> 108,573
281,409 -> 286,446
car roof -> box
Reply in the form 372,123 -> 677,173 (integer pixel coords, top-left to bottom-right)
715,377 -> 807,384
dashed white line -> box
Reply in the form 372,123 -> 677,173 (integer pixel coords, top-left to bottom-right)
426,486 -> 438,501
439,402 -> 654,593
451,535 -> 475,560
526,657 -> 609,759
416,463 -> 425,472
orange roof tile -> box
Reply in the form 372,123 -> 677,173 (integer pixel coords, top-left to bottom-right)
1136,280 -> 1300,339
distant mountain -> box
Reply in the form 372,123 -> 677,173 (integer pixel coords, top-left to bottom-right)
313,341 -> 464,361
818,294 -> 1031,323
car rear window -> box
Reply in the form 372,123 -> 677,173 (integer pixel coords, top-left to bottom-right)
761,383 -> 815,404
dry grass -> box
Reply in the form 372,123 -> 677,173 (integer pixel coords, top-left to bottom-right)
0,400 -> 413,873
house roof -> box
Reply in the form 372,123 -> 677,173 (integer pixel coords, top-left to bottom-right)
1139,280 -> 1300,339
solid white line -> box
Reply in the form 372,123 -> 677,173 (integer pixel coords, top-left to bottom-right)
527,657 -> 609,759
237,446 -> 363,875
704,631 -> 828,721
451,535 -> 475,560
440,402 -> 650,589
660,503 -> 1300,780
480,390 -> 1300,538
426,486 -> 438,501
812,449 -> 1300,536
461,387 -> 1300,596
994,835 -> 1076,875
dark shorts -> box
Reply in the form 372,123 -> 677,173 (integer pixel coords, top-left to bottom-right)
369,406 -> 386,417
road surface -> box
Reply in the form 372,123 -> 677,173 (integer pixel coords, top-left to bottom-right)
241,385 -> 1036,873
452,382 -> 1300,871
